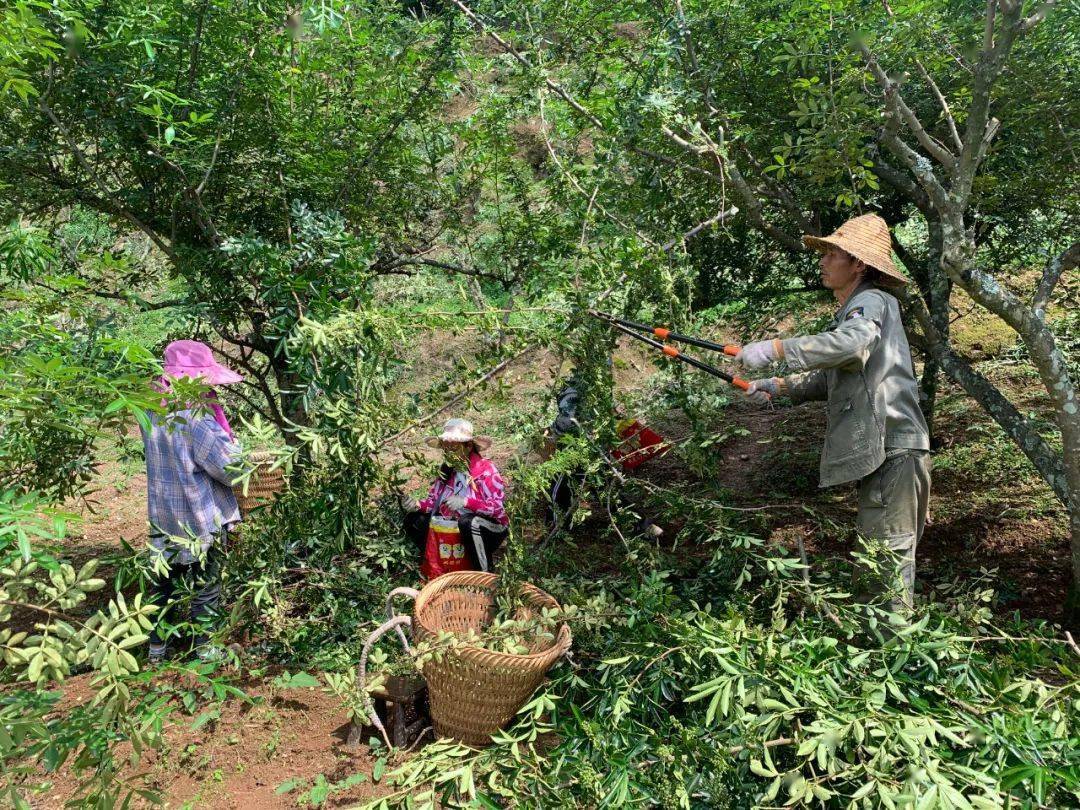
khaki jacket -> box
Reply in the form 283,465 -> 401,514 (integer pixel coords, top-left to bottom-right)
781,282 -> 929,488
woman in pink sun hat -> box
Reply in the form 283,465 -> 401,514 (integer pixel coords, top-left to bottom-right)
161,340 -> 243,438
143,340 -> 244,663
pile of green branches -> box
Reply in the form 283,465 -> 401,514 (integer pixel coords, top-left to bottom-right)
361,465 -> 1080,809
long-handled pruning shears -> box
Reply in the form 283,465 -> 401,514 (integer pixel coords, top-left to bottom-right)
588,310 -> 752,392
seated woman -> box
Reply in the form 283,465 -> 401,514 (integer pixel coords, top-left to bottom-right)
403,418 -> 509,576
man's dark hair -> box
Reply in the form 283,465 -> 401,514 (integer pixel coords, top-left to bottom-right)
863,267 -> 884,285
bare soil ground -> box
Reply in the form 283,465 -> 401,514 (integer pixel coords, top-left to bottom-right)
30,671 -> 390,810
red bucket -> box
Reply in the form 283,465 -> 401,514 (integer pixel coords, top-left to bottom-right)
612,419 -> 666,470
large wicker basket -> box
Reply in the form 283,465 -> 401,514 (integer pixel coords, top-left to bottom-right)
232,450 -> 286,517
412,572 -> 572,746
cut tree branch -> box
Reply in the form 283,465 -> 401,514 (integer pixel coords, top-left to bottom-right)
662,206 -> 740,253
1018,0 -> 1057,35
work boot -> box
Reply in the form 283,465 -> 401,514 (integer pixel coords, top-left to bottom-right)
635,518 -> 664,539
195,643 -> 225,663
148,642 -> 168,665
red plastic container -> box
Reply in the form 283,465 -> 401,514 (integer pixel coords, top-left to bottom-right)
612,419 -> 666,470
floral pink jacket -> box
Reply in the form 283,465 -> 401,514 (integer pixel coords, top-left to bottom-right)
417,453 -> 508,526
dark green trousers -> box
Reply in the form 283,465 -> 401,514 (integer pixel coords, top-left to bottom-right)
855,450 -> 931,611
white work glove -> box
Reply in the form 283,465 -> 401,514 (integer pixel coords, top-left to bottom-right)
444,494 -> 468,513
400,495 -> 419,513
745,378 -> 780,406
735,339 -> 780,370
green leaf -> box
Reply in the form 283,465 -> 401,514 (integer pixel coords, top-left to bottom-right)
750,758 -> 777,778
275,777 -> 305,795
308,775 -> 330,805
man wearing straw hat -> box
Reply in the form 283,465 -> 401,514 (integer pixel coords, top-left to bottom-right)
735,214 -> 930,612
143,340 -> 243,662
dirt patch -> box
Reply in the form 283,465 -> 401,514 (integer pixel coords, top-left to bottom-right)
32,673 -> 395,809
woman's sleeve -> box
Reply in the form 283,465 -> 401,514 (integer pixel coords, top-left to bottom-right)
192,418 -> 241,486
416,480 -> 440,513
465,466 -> 507,523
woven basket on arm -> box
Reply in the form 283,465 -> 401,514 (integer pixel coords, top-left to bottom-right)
412,571 -> 572,747
232,450 -> 286,517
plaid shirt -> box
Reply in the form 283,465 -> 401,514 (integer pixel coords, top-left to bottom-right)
142,409 -> 241,565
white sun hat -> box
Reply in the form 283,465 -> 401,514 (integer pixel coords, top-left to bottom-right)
425,417 -> 493,451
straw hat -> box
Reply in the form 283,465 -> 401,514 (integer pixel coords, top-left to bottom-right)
802,214 -> 909,287
426,418 -> 492,451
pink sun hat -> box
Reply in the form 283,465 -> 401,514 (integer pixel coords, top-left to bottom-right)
162,340 -> 243,386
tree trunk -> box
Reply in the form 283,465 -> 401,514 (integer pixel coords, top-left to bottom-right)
902,292 -> 1071,508
896,224 -> 949,447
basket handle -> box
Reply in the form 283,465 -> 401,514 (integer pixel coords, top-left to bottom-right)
358,614 -> 413,749
385,587 -> 420,651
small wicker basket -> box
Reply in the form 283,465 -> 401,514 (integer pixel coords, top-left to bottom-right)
232,450 -> 286,517
412,571 -> 571,747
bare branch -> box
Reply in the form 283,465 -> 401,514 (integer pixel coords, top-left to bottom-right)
80,288 -> 186,311
662,205 -> 740,253
661,125 -> 713,159
901,288 -> 1071,507
38,99 -> 178,264
1018,0 -> 1057,34
380,345 -> 537,447
1033,241 -> 1080,316
971,115 -> 1002,172
983,0 -> 997,52
877,122 -> 951,213
857,43 -> 955,169
381,256 -> 509,284
196,131 -> 224,196
538,91 -> 661,248
1066,631 -> 1080,658
197,43 -> 256,196
228,348 -> 287,430
869,154 -> 933,215
629,144 -> 725,183
736,143 -> 817,235
448,0 -> 603,129
955,0 -> 1037,201
673,0 -> 715,113
660,128 -> 805,252
914,59 -> 963,152
135,122 -> 222,245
